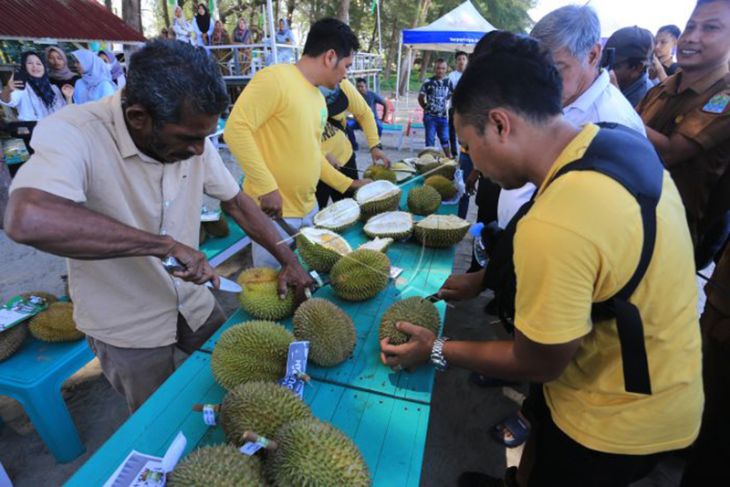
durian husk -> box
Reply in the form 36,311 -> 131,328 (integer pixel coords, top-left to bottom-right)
296,228 -> 352,273
237,267 -> 295,320
0,324 -> 28,362
407,186 -> 442,216
414,214 -> 471,248
168,444 -> 268,486
292,298 -> 355,367
424,175 -> 458,200
28,302 -> 84,342
363,211 -> 414,241
330,249 -> 391,301
355,181 -> 402,221
379,297 -> 442,345
363,165 -> 397,183
211,321 -> 294,390
267,419 -> 371,487
221,381 -> 312,443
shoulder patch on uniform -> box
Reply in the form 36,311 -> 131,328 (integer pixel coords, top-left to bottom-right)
702,93 -> 730,114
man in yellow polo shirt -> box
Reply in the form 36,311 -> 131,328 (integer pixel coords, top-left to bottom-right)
380,32 -> 703,486
225,18 -> 370,267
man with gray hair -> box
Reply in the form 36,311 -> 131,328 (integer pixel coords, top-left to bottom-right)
496,5 -> 646,228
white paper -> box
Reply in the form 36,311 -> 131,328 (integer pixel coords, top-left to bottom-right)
160,432 -> 187,473
103,450 -> 162,487
0,308 -> 32,331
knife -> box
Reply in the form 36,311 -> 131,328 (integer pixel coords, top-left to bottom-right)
274,217 -> 299,250
161,256 -> 242,293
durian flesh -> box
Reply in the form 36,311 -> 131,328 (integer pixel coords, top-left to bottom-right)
297,227 -> 352,273
355,180 -> 402,220
313,198 -> 361,232
363,211 -> 414,241
358,237 -> 394,253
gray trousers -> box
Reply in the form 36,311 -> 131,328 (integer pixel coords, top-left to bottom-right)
87,303 -> 227,412
252,205 -> 318,268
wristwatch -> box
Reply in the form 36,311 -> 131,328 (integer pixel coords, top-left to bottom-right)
430,337 -> 449,372
370,143 -> 384,151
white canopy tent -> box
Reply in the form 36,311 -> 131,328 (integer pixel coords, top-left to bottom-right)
395,1 -> 496,99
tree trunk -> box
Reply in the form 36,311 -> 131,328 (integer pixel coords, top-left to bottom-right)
122,0 -> 143,34
419,51 -> 432,82
398,0 -> 431,95
0,161 -> 10,230
286,0 -> 295,23
336,0 -> 350,24
161,0 -> 170,28
383,16 -> 398,79
367,20 -> 377,53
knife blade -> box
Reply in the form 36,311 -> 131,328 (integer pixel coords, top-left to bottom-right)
160,256 -> 241,293
274,217 -> 299,250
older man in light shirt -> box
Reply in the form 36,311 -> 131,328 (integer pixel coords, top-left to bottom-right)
497,5 -> 646,228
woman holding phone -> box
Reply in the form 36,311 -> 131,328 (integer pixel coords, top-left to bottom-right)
0,51 -> 72,121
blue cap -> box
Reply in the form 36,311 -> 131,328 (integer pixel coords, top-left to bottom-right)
469,222 -> 484,237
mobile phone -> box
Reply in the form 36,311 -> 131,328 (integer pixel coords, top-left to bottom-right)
13,67 -> 27,89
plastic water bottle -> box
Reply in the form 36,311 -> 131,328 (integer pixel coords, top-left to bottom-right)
470,222 -> 487,267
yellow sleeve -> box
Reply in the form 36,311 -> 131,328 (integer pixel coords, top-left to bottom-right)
513,217 -> 598,344
342,79 -> 380,150
320,156 -> 353,194
224,68 -> 280,196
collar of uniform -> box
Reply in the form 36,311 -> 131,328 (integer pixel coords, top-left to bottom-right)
669,65 -> 730,95
111,90 -> 162,164
565,69 -> 610,114
537,123 -> 601,197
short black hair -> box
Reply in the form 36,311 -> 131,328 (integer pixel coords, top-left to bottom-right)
125,40 -> 229,124
455,51 -> 468,59
303,18 -> 360,59
657,24 -> 681,39
435,58 -> 447,65
355,77 -> 367,84
453,31 -> 562,132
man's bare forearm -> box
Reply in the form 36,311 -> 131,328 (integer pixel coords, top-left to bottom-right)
221,192 -> 298,266
5,188 -> 175,259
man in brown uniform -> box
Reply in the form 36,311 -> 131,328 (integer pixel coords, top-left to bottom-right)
637,0 -> 730,254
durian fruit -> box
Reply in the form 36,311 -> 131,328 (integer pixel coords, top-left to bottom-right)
313,198 -> 360,233
330,249 -> 391,301
28,302 -> 84,342
202,216 -> 230,238
0,324 -> 27,362
211,321 -> 294,390
363,211 -> 414,241
379,297 -> 441,345
414,214 -> 471,248
425,175 -> 458,200
354,180 -> 402,221
221,381 -> 312,444
237,267 -> 295,320
168,444 -> 267,487
390,161 -> 417,182
417,148 -> 444,159
358,237 -> 393,253
363,165 -> 397,183
267,419 -> 371,487
420,161 -> 458,180
293,298 -> 355,367
19,291 -> 58,305
198,225 -> 207,245
296,227 -> 352,273
407,186 -> 442,216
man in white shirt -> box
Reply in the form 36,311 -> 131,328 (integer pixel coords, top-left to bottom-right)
448,51 -> 468,152
497,5 -> 646,227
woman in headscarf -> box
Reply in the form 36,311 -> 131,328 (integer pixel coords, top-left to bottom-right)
232,18 -> 252,74
1,51 -> 70,121
210,20 -> 231,74
44,46 -> 79,90
172,5 -> 193,44
71,49 -> 116,104
193,3 -> 215,47
98,50 -> 126,88
275,18 -> 295,63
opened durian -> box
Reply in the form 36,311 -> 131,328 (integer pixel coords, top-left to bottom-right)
297,227 -> 352,273
414,214 -> 471,248
355,180 -> 402,221
293,298 -> 355,366
0,324 -> 27,362
420,160 -> 458,180
379,297 -> 441,345
330,249 -> 391,301
28,302 -> 84,342
211,321 -> 293,390
313,198 -> 360,233
424,175 -> 458,200
363,165 -> 397,183
363,211 -> 414,241
391,161 -> 417,182
237,267 -> 295,320
407,186 -> 442,216
168,444 -> 267,486
358,237 -> 394,253
267,419 -> 371,487
221,381 -> 312,444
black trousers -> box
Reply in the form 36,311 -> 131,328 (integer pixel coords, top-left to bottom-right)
448,107 -> 457,153
468,175 -> 502,272
315,152 -> 358,210
522,386 -> 664,487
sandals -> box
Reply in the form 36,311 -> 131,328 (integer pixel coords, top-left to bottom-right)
492,412 -> 531,448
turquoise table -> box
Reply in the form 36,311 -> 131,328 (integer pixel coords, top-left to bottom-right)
65,176 -> 459,485
200,214 -> 251,268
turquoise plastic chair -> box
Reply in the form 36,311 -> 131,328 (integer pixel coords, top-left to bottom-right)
0,336 -> 93,463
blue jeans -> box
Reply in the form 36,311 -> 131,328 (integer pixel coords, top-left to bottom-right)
423,113 -> 450,151
458,152 -> 474,219
346,119 -> 383,151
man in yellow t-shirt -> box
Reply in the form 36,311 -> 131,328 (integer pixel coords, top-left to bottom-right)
224,18 -> 370,267
380,32 -> 703,486
316,78 -> 391,208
